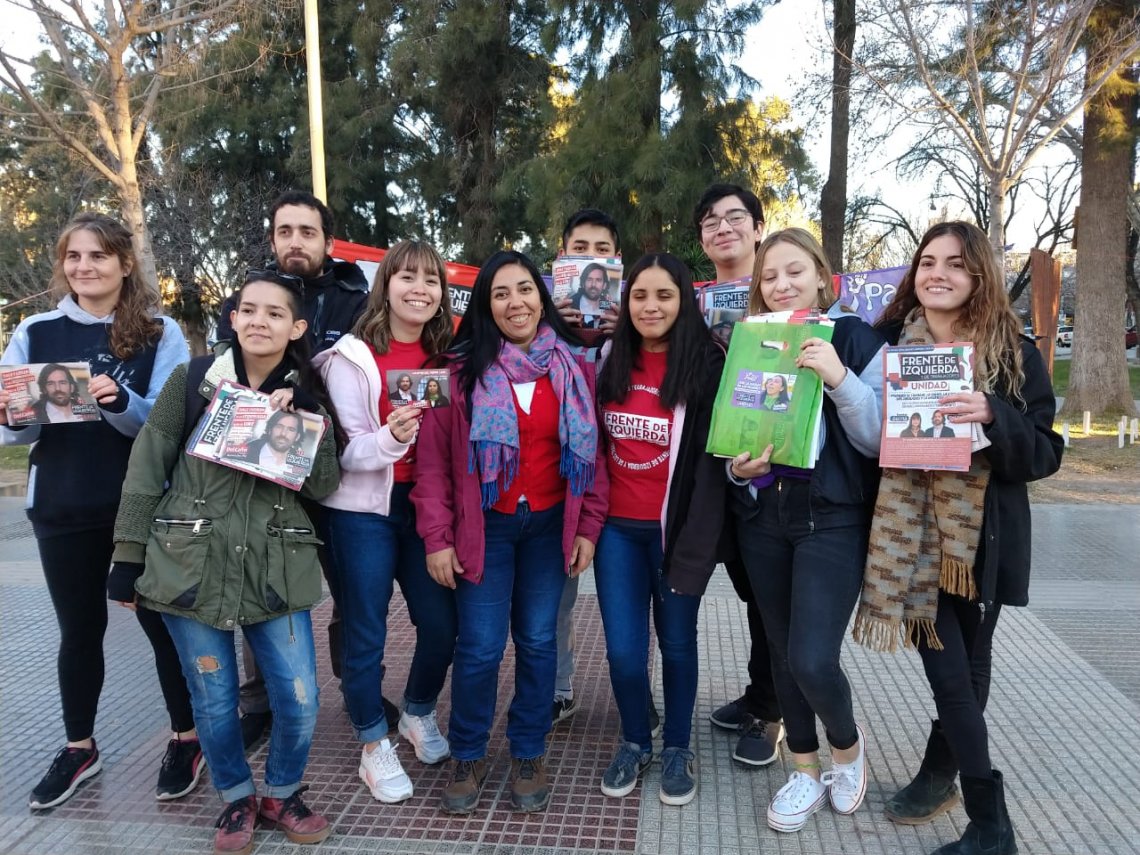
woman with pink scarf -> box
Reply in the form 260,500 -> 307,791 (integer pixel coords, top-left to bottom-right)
412,250 -> 608,816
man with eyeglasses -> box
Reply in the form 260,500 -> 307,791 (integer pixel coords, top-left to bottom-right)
215,191 -> 376,750
693,183 -> 787,769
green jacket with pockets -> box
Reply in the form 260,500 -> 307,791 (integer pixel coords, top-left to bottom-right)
112,350 -> 340,630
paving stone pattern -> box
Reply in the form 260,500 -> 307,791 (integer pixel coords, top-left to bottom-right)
1,500 -> 1137,855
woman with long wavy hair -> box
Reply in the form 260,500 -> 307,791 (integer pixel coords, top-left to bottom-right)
0,213 -> 197,809
857,221 -> 1063,855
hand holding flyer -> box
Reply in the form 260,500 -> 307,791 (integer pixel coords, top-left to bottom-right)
549,256 -> 623,329
706,310 -> 834,469
0,362 -> 102,426
187,380 -> 328,491
879,343 -> 988,472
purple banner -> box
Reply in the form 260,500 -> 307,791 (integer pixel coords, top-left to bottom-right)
837,266 -> 907,325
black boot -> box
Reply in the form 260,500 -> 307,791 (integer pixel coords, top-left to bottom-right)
931,769 -> 1018,855
886,720 -> 960,825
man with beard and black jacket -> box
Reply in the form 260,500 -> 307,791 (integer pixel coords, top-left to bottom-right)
216,191 -> 368,353
215,191 -> 400,748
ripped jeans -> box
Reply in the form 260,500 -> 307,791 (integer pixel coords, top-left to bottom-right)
163,611 -> 319,802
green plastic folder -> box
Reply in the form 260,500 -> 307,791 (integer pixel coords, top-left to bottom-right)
705,314 -> 834,469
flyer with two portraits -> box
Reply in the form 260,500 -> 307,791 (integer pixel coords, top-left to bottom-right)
879,343 -> 984,472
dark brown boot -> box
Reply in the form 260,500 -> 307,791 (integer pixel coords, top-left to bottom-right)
886,720 -> 960,825
510,756 -> 550,812
441,759 -> 487,814
930,769 -> 1018,855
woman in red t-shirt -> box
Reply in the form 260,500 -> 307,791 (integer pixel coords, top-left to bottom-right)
313,241 -> 456,805
593,253 -> 727,806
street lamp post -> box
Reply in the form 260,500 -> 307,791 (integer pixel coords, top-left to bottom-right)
303,0 -> 327,204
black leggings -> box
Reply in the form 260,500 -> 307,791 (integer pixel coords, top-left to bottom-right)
917,592 -> 1001,778
38,527 -> 194,741
735,481 -> 864,755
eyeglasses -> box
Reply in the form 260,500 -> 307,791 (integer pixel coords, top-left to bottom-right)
244,268 -> 305,296
700,209 -> 752,234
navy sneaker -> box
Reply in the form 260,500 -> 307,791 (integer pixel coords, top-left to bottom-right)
600,742 -> 653,798
709,696 -> 746,730
29,741 -> 103,809
659,746 -> 697,806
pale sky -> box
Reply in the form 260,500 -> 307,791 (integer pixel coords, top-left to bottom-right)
1,1 -> 1071,254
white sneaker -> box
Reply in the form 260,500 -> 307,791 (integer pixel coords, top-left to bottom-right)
358,739 -> 413,803
767,771 -> 829,832
825,725 -> 867,814
398,710 -> 451,765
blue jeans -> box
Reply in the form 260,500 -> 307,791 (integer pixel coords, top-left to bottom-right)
450,502 -> 566,760
734,479 -> 864,755
594,520 -> 702,752
324,485 -> 458,743
163,611 -> 319,802
554,574 -> 579,698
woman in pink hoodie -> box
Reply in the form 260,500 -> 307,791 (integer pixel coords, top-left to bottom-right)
313,241 -> 456,805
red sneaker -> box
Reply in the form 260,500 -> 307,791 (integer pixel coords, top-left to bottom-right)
212,795 -> 258,855
258,786 -> 330,845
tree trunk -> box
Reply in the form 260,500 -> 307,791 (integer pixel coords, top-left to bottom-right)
628,0 -> 663,253
821,0 -> 856,273
1061,9 -> 1136,417
987,175 -> 1006,274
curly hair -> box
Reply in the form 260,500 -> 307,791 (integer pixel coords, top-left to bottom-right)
877,221 -> 1024,401
353,240 -> 454,359
51,213 -> 161,359
748,228 -> 837,315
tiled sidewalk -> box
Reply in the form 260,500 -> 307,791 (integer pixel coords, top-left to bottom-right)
1,500 -> 1138,854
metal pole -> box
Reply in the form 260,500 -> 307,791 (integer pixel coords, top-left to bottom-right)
303,0 -> 327,203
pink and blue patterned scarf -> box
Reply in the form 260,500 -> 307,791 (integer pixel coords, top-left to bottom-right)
469,323 -> 597,508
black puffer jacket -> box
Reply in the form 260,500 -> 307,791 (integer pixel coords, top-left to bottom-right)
217,260 -> 369,354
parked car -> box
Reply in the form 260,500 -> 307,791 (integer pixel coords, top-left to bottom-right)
1057,325 -> 1073,347
1127,327 -> 1137,349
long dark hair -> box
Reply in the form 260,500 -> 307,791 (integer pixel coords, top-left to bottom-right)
234,272 -> 345,451
597,253 -> 712,410
444,250 -> 583,396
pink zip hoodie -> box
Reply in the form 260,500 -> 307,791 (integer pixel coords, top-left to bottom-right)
312,335 -> 412,516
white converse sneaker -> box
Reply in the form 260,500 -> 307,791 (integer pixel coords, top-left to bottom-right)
398,710 -> 451,765
825,725 -> 867,814
359,739 -> 413,803
767,771 -> 829,832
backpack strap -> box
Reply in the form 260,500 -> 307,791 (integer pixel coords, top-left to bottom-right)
181,354 -> 214,446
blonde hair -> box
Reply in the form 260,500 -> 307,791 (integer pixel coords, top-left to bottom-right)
748,228 -> 837,315
353,240 -> 453,356
879,221 -> 1024,400
51,213 -> 160,359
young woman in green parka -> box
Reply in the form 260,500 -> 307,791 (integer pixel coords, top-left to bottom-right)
110,270 -> 340,855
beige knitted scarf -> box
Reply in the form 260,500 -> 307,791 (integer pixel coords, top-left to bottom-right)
852,310 -> 990,652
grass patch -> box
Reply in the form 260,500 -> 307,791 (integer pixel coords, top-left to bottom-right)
0,446 -> 28,470
1050,359 -> 1140,399
1028,416 -> 1140,504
